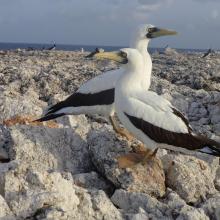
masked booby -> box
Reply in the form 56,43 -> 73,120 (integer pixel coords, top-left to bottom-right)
36,25 -> 177,139
94,48 -> 220,160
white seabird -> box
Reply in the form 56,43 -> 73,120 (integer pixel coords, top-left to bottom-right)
36,25 -> 177,138
94,48 -> 220,163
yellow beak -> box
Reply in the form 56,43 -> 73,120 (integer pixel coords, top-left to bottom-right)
151,28 -> 178,38
94,51 -> 127,64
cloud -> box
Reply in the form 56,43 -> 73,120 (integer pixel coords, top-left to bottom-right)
193,0 -> 219,2
56,0 -> 164,24
211,9 -> 219,19
0,0 -> 219,48
138,0 -> 160,5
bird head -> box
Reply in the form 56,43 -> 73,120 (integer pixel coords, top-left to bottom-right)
94,48 -> 143,70
132,24 -> 177,43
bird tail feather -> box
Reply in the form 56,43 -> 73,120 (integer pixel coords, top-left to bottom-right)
34,113 -> 65,122
198,136 -> 220,157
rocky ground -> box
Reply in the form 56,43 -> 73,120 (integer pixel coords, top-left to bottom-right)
0,48 -> 220,220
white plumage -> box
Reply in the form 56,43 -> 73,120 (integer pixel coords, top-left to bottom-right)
78,69 -> 123,94
113,49 -> 184,150
36,25 -> 178,143
95,48 -> 220,157
118,91 -> 189,134
37,24 -> 177,122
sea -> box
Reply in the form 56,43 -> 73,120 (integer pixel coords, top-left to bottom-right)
0,42 -> 213,54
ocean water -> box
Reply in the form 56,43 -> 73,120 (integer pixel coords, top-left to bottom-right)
0,42 -> 209,53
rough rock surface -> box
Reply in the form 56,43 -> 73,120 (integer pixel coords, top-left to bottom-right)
111,189 -> 210,220
0,49 -> 219,219
161,153 -> 219,203
215,167 -> 220,191
200,195 -> 220,220
0,194 -> 16,220
88,123 -> 166,197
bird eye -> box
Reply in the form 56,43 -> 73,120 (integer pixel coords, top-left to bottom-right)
120,51 -> 127,58
148,28 -> 153,33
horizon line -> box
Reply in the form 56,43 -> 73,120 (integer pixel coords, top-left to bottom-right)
0,41 -> 218,51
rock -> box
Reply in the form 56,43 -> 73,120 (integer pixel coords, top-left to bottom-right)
211,115 -> 220,124
200,194 -> 220,220
69,186 -> 123,220
124,213 -> 149,220
111,189 -> 167,219
176,209 -> 209,220
2,118 -> 92,174
210,107 -> 220,124
0,50 -> 220,219
213,123 -> 220,133
73,171 -> 114,194
2,168 -> 80,219
86,190 -> 122,220
215,167 -> 220,191
111,189 -> 209,220
0,146 -> 9,162
162,189 -> 209,219
198,117 -> 209,125
88,124 -> 165,197
0,195 -> 16,220
161,153 -> 218,203
1,166 -> 122,220
0,88 -> 45,122
0,161 -> 19,196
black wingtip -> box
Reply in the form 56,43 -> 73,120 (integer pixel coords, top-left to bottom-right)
33,113 -> 65,122
199,146 -> 220,157
0,158 -> 10,163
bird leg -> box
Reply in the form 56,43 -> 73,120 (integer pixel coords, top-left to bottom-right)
131,143 -> 149,153
140,148 -> 158,165
109,115 -> 134,142
117,143 -> 157,168
117,152 -> 145,168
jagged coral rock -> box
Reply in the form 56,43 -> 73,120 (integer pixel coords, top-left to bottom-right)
88,123 -> 165,197
111,189 -> 209,220
162,153 -> 218,203
0,194 -> 16,220
0,50 -> 220,219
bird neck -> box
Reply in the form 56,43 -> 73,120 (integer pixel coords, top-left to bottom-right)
115,59 -> 145,98
130,39 -> 152,90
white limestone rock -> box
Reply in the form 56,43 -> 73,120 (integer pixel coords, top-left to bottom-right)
161,153 -> 218,203
111,189 -> 209,220
73,171 -> 114,193
215,167 -> 220,191
88,123 -> 165,197
0,50 -> 220,219
176,209 -> 209,220
200,194 -> 220,220
2,169 -> 80,219
0,195 -> 15,220
6,122 -> 92,174
0,88 -> 45,121
1,166 -> 122,220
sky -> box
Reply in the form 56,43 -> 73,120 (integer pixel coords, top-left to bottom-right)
0,0 -> 219,49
